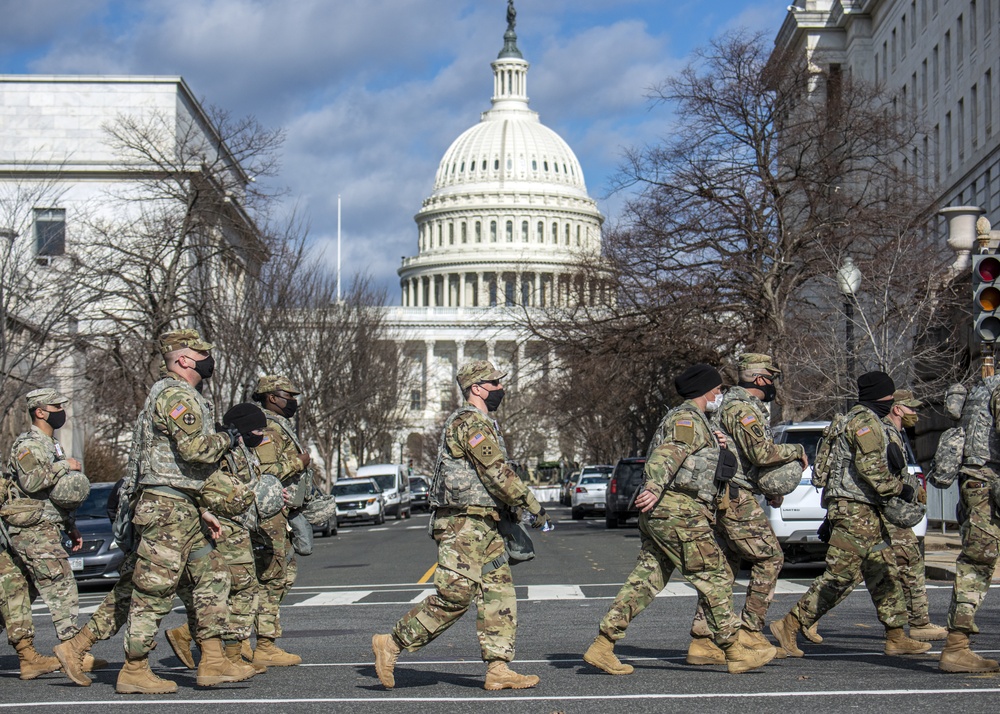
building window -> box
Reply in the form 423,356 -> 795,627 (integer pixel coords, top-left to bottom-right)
449,223 -> 454,245
933,45 -> 939,93
910,2 -> 917,44
958,99 -> 965,161
944,31 -> 951,76
490,220 -> 497,242
921,59 -> 928,106
537,221 -> 544,243
972,84 -> 979,147
986,70 -> 993,137
34,208 -> 65,257
970,2 -> 977,44
475,221 -> 482,243
410,390 -> 423,411
552,222 -> 558,244
957,15 -> 964,63
945,111 -> 953,173
505,220 -> 513,242
564,223 -> 570,245
576,226 -> 581,246
461,222 -> 467,243
521,221 -> 528,242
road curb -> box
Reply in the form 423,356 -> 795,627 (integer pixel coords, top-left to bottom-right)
925,563 -> 957,581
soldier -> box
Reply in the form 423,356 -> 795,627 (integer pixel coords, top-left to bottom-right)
770,371 -> 931,658
1,388 -> 84,677
372,359 -> 550,691
583,364 -> 776,676
246,374 -> 310,667
106,329 -> 249,694
938,372 -> 1000,673
686,354 -> 808,665
1,544 -> 62,680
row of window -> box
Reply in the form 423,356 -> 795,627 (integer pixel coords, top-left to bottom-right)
419,219 -> 590,250
30,208 -> 66,258
442,155 -> 575,180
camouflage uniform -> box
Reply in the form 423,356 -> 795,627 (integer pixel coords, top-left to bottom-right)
390,382 -> 543,662
123,370 -> 233,660
5,415 -> 81,641
788,405 -> 907,629
600,401 -> 742,648
87,553 -> 137,641
0,547 -> 34,645
690,381 -> 803,637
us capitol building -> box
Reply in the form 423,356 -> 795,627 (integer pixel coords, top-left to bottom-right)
387,4 -> 605,463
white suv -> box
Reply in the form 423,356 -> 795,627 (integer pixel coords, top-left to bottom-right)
767,421 -> 928,563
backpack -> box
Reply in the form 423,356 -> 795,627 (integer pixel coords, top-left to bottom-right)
811,413 -> 849,489
927,426 -> 965,489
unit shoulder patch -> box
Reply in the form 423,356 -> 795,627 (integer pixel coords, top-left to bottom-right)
467,431 -> 502,468
163,396 -> 201,435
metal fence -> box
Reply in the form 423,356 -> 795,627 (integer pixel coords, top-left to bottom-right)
926,480 -> 960,531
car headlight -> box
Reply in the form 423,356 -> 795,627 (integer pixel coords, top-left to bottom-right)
367,498 -> 377,505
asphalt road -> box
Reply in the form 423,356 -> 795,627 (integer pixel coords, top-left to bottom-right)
3,504 -> 1000,713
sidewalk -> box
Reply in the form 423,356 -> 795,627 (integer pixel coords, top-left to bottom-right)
922,529 -> 1000,582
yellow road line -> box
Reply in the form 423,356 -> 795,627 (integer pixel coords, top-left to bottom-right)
417,563 -> 438,583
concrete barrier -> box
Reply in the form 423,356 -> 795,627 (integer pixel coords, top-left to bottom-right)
530,487 -> 561,504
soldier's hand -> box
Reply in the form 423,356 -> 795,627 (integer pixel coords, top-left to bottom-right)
282,487 -> 293,506
69,527 -> 83,552
223,424 -> 242,448
66,457 -> 82,471
635,489 -> 659,512
530,508 -> 551,529
201,511 -> 223,540
899,484 -> 916,503
917,485 -> 927,504
768,495 -> 784,508
800,453 -> 810,471
298,451 -> 311,468
713,430 -> 728,449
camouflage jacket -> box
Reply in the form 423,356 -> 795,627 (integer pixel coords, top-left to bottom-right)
643,400 -> 719,514
715,386 -> 803,492
5,425 -> 74,526
823,404 -> 903,507
254,411 -> 311,509
431,403 -> 540,514
204,442 -> 260,531
139,376 -> 231,494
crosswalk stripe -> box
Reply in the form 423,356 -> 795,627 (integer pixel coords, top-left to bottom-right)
409,589 -> 435,603
774,581 -> 811,594
655,582 -> 698,597
527,585 -> 585,600
292,591 -> 373,607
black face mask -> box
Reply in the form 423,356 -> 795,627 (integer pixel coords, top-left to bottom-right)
483,388 -> 505,412
45,410 -> 67,430
242,432 -> 265,448
739,380 -> 776,403
278,398 -> 298,418
192,354 -> 215,379
860,399 -> 893,418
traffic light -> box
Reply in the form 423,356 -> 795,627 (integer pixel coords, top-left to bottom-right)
973,254 -> 1000,342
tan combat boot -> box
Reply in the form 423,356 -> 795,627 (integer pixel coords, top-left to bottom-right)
196,638 -> 255,687
769,612 -> 805,657
15,638 -> 61,680
484,660 -> 540,690
884,627 -> 932,655
583,633 -> 634,674
54,625 -> 98,686
685,636 -> 725,665
723,639 -> 776,674
372,634 -> 401,689
909,623 -> 948,641
939,631 -> 1000,673
253,637 -> 301,666
741,629 -> 787,659
240,639 -> 254,662
165,623 -> 196,669
115,657 -> 178,694
226,641 -> 266,674
802,622 -> 823,644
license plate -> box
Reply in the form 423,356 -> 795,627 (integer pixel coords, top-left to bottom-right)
347,510 -> 358,517
69,557 -> 84,572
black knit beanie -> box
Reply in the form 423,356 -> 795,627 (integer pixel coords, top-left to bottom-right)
857,371 -> 895,402
674,364 -> 723,399
223,402 -> 266,436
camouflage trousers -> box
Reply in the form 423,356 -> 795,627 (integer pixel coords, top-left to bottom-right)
9,522 -> 79,641
88,551 -> 137,640
792,500 -> 906,629
882,518 -> 930,627
691,487 -> 782,636
600,491 -> 741,647
0,547 -> 34,645
123,492 -> 231,659
252,511 -> 294,639
392,512 -> 516,662
947,478 -> 1000,634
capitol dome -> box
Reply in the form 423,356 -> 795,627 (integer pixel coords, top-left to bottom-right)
398,11 -> 604,311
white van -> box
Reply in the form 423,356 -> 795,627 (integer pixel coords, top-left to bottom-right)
355,464 -> 412,520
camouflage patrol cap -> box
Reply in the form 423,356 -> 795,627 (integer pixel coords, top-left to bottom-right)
159,328 -> 213,355
25,388 -> 69,410
738,353 -> 781,376
892,389 -> 923,408
255,374 -> 301,396
456,360 -> 507,390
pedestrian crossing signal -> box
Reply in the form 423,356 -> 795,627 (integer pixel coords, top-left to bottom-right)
974,255 -> 1000,342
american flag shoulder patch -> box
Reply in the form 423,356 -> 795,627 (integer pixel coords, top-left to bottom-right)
469,432 -> 486,448
260,434 -> 271,444
16,448 -> 30,461
856,426 -> 871,437
169,403 -> 188,420
741,414 -> 758,425
676,419 -> 693,427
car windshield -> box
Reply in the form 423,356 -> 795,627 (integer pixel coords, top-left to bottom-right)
75,485 -> 112,519
409,479 -> 427,491
369,474 -> 396,491
780,430 -> 823,463
580,475 -> 609,485
614,462 -> 646,484
334,482 -> 378,496
582,466 -> 613,476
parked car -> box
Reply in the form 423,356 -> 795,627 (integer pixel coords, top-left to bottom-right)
356,464 -> 412,519
604,457 -> 647,528
409,475 -> 430,512
560,471 -> 581,506
768,421 -> 928,562
571,471 -> 612,520
60,482 -> 126,585
333,478 -> 385,525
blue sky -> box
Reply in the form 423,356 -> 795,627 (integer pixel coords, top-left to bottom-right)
0,0 -> 787,296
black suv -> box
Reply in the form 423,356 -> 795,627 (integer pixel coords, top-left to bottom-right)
604,457 -> 647,528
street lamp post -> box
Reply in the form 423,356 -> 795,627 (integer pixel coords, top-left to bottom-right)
837,256 -> 862,408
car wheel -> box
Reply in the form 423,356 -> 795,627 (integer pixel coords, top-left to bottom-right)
572,508 -> 583,520
377,510 -> 385,525
395,505 -> 403,520
331,518 -> 338,536
605,512 -> 619,529
320,520 -> 332,537
404,507 -> 411,519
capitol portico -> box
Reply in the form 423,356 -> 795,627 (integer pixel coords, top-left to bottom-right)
390,3 -> 604,464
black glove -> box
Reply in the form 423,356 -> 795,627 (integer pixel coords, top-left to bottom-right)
530,507 -> 551,530
899,484 -> 916,503
817,518 -> 832,543
221,423 -> 242,448
715,448 -> 738,482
